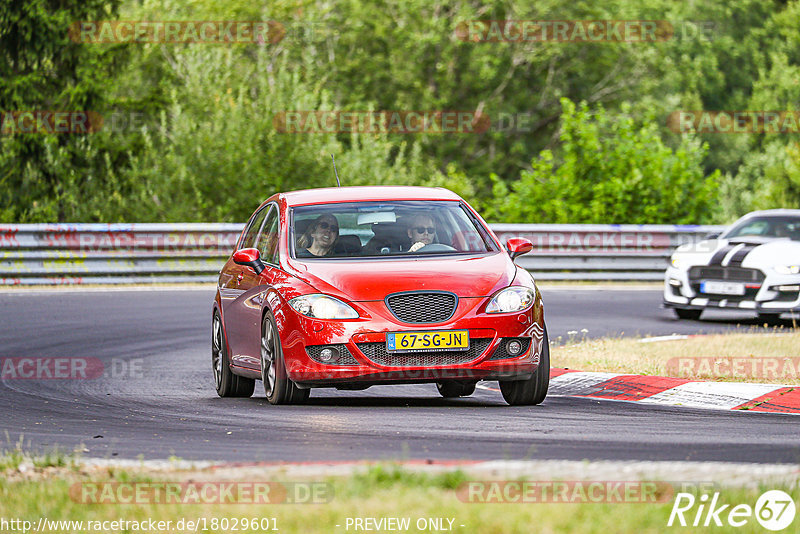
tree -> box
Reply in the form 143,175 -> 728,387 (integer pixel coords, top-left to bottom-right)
487,99 -> 719,223
0,0 -> 123,221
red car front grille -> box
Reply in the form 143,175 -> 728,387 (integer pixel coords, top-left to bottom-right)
385,291 -> 457,323
355,338 -> 492,367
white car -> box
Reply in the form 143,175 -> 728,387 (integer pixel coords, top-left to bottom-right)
664,209 -> 800,320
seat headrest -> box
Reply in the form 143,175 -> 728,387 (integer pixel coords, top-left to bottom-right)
334,235 -> 362,254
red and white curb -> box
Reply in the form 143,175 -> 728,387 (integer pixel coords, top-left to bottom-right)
547,369 -> 800,414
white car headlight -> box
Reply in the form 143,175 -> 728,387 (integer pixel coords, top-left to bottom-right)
288,294 -> 359,319
774,265 -> 800,275
486,286 -> 535,314
670,256 -> 684,269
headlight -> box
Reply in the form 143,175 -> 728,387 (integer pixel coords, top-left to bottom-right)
288,294 -> 359,319
486,286 -> 535,314
774,265 -> 800,275
670,256 -> 684,268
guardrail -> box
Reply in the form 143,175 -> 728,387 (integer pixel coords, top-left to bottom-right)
492,224 -> 725,281
0,223 -> 724,285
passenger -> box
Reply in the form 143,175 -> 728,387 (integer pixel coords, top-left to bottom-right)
296,214 -> 339,257
407,214 -> 437,252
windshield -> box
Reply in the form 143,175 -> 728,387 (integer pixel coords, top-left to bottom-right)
290,200 -> 498,259
723,215 -> 800,241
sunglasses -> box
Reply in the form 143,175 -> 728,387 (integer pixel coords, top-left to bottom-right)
317,221 -> 339,231
413,226 -> 435,234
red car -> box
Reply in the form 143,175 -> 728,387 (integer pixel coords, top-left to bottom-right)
212,186 -> 549,405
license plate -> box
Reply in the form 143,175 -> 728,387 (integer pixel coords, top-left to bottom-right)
700,281 -> 746,296
386,330 -> 469,353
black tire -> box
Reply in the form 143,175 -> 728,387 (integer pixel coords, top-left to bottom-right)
675,308 -> 703,320
436,381 -> 477,398
261,310 -> 310,405
757,312 -> 782,324
212,311 -> 255,398
499,327 -> 550,406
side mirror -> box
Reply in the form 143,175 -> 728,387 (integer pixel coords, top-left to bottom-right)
232,248 -> 266,275
506,238 -> 533,260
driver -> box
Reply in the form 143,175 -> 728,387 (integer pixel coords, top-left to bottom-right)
407,214 -> 437,252
774,223 -> 790,238
296,214 -> 339,257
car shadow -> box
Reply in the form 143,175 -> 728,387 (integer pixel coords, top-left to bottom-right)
210,388 -> 512,407
299,395 -> 508,407
668,315 -> 799,329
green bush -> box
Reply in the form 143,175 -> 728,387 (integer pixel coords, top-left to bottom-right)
3,0 -> 800,223
486,99 -> 720,224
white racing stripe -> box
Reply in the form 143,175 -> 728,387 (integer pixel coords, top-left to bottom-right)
721,243 -> 746,267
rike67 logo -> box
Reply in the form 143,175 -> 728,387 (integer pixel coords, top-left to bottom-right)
668,490 -> 796,531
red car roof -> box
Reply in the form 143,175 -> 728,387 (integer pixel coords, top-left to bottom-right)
278,186 -> 462,206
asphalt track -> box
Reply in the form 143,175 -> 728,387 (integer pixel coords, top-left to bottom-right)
1,287 -> 798,463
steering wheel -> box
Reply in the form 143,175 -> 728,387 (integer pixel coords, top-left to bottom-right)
413,243 -> 456,253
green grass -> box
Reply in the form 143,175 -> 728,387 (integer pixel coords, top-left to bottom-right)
346,463 -> 469,494
551,330 -> 800,384
0,434 -> 78,471
1,462 -> 797,533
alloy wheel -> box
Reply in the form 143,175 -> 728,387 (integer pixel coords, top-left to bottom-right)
212,315 -> 224,390
261,318 -> 277,397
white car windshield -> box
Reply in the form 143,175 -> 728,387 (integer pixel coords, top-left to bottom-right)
290,200 -> 497,259
723,215 -> 800,241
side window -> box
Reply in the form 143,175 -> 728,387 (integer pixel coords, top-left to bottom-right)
240,206 -> 270,249
257,206 -> 280,264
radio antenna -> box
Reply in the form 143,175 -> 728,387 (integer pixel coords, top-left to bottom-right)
331,154 -> 341,187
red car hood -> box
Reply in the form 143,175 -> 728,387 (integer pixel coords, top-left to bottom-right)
287,252 -> 516,301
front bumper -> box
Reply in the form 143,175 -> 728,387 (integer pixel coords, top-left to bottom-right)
275,296 -> 546,387
663,265 -> 800,313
